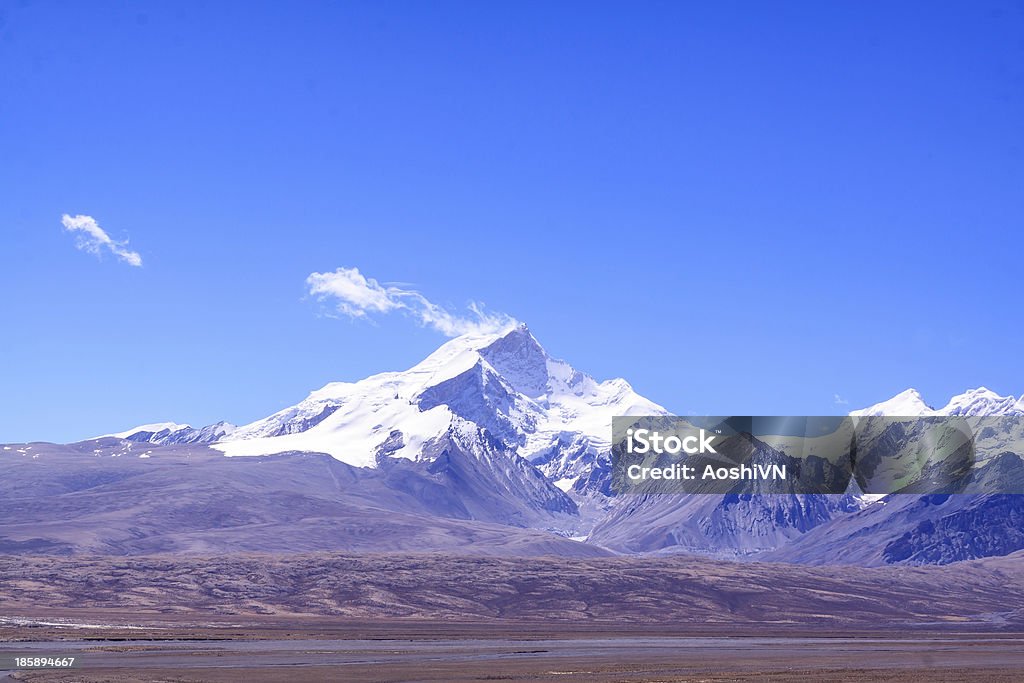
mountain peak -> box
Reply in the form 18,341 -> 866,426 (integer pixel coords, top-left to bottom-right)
850,388 -> 933,417
478,324 -> 549,398
214,325 -> 666,477
91,421 -> 235,445
940,387 -> 1022,416
432,321 -> 530,351
97,422 -> 192,440
851,386 -> 1024,418
403,323 -> 530,372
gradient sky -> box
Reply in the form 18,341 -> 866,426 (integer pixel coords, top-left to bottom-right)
2,1 -> 1023,442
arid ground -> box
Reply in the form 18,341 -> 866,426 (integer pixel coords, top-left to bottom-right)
2,552 -> 1024,681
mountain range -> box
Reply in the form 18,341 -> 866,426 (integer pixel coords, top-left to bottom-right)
6,323 -> 1024,566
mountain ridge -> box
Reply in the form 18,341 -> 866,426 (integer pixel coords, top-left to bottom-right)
52,326 -> 1024,565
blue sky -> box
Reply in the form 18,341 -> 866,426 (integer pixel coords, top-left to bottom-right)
2,1 -> 1023,442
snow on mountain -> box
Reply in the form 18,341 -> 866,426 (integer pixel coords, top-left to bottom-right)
846,387 -> 1024,492
849,389 -> 934,417
37,328 -> 1024,563
95,421 -> 236,445
213,324 -> 666,484
594,386 -> 1024,558
752,385 -> 1024,565
938,387 -> 1024,417
850,387 -> 1024,418
176,421 -> 238,444
102,422 -> 192,439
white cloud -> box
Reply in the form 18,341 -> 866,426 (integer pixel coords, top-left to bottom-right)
833,393 -> 849,406
306,267 -> 515,338
61,214 -> 143,267
306,267 -> 400,318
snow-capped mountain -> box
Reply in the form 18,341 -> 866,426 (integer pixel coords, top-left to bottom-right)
849,389 -> 934,417
590,387 -> 1024,558
759,386 -> 1024,565
214,324 -> 665,493
941,387 -> 1024,416
851,387 -> 1024,418
97,421 -> 237,445
100,422 -> 191,440
81,331 -> 1024,565
82,325 -> 663,537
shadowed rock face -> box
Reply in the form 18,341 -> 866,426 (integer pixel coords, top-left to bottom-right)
591,432 -> 862,557
477,324 -> 550,398
588,493 -> 859,557
762,493 -> 1024,566
416,361 -> 526,447
881,494 -> 1024,564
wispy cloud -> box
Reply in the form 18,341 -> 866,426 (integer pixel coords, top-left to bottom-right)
306,267 -> 515,337
61,214 -> 142,267
833,393 -> 849,406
